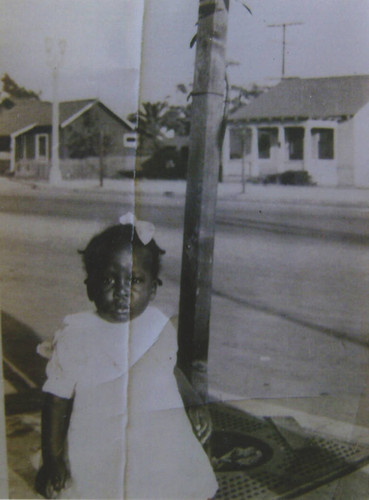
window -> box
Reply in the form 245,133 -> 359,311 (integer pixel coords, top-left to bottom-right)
26,135 -> 35,158
258,132 -> 270,159
0,136 -> 10,151
312,128 -> 334,159
285,127 -> 304,160
229,129 -> 250,159
123,133 -> 137,148
229,129 -> 243,159
36,134 -> 49,160
16,136 -> 26,160
258,128 -> 277,159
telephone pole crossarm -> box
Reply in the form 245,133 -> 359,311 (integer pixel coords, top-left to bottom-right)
267,22 -> 303,77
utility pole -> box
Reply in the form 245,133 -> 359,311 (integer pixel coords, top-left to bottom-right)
267,22 -> 302,78
99,127 -> 105,187
46,38 -> 66,185
177,0 -> 229,397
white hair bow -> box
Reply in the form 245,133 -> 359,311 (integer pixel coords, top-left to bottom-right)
119,212 -> 155,245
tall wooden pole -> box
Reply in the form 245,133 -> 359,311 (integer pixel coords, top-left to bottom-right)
177,0 -> 229,397
267,22 -> 302,78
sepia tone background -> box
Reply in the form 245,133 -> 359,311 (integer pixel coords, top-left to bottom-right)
2,0 -> 369,498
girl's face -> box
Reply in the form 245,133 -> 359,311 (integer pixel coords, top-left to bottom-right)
88,245 -> 157,323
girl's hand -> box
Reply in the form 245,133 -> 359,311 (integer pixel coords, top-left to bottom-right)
38,394 -> 73,497
35,459 -> 70,498
36,340 -> 54,360
49,458 -> 70,493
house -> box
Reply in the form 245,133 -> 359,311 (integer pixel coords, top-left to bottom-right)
223,75 -> 369,187
0,99 -> 137,179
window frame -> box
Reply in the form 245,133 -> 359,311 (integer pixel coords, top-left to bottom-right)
18,135 -> 26,160
229,128 -> 249,159
285,127 -> 304,161
123,133 -> 137,148
312,128 -> 334,160
258,129 -> 272,159
35,133 -> 49,160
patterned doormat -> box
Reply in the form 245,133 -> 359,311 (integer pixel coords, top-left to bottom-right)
206,403 -> 369,499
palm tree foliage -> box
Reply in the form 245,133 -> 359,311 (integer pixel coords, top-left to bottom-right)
128,100 -> 191,156
128,101 -> 168,155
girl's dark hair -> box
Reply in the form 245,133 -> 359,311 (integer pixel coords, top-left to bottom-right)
79,224 -> 165,285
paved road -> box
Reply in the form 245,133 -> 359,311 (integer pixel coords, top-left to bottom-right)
1,190 -> 369,402
1,188 -> 369,238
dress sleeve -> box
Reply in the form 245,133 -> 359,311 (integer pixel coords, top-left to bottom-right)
42,325 -> 83,399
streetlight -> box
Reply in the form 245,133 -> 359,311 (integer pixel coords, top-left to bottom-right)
45,38 -> 66,185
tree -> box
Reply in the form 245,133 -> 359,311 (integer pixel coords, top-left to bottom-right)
0,73 -> 40,108
129,82 -> 263,162
66,111 -> 112,159
127,95 -> 193,157
161,103 -> 192,137
66,110 -> 113,187
128,101 -> 169,155
228,83 -> 266,112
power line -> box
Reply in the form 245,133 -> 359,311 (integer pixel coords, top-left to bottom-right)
267,22 -> 303,78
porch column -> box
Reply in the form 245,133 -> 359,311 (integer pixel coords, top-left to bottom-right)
303,123 -> 312,171
250,125 -> 258,177
332,124 -> 339,186
10,134 -> 16,173
333,124 -> 338,161
278,125 -> 285,173
222,126 -> 230,178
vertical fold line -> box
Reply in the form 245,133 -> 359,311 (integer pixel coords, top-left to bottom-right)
124,2 -> 146,497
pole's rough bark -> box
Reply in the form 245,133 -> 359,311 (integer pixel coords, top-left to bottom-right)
177,0 -> 229,397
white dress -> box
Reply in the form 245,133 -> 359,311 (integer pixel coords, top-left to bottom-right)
42,306 -> 218,499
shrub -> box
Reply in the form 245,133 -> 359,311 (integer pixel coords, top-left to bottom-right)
263,170 -> 313,186
141,146 -> 188,179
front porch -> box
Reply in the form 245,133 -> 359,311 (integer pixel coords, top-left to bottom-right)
223,120 -> 347,186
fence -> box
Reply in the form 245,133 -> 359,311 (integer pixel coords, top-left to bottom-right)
15,155 -> 136,180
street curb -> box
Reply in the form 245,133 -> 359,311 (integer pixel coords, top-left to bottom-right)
1,177 -> 369,210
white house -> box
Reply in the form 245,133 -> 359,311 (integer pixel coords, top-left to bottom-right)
223,75 -> 369,187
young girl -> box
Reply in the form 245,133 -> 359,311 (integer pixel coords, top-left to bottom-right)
35,213 -> 218,499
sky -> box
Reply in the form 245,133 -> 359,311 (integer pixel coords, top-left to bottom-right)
1,0 -> 369,119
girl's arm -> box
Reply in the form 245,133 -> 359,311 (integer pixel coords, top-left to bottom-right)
35,393 -> 73,498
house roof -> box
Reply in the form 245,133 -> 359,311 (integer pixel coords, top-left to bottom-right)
230,75 -> 369,122
0,99 -> 133,136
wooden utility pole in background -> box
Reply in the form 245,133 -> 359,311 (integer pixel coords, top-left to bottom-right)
267,22 -> 302,78
99,128 -> 105,187
177,0 -> 229,397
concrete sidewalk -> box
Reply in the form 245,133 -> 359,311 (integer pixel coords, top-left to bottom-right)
1,176 -> 369,209
5,396 -> 369,499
